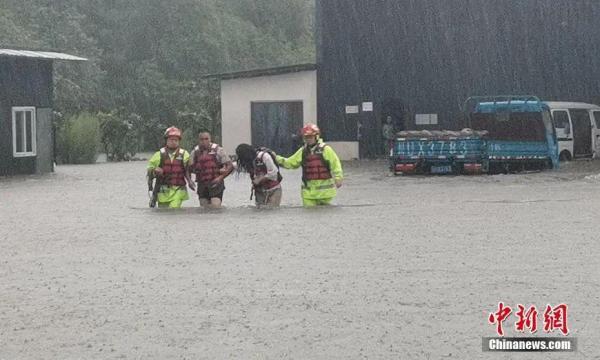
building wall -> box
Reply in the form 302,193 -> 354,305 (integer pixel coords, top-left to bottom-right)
221,70 -> 317,156
0,58 -> 53,176
316,0 -> 600,157
35,108 -> 54,174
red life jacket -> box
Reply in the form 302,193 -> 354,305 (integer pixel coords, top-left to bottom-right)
160,147 -> 187,187
193,143 -> 220,184
253,148 -> 282,190
302,143 -> 332,181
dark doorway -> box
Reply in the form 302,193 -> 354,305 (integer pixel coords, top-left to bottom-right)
251,101 -> 303,156
380,98 -> 406,156
569,108 -> 592,157
352,111 -> 379,159
382,98 -> 405,132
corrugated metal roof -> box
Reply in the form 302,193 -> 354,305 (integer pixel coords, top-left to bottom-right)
0,49 -> 87,61
203,63 -> 316,80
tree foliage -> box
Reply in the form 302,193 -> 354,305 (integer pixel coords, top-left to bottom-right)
0,0 -> 314,158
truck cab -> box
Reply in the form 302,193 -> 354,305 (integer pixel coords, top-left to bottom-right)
467,96 -> 559,172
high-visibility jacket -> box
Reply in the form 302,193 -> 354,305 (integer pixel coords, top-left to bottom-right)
276,139 -> 343,200
147,148 -> 191,205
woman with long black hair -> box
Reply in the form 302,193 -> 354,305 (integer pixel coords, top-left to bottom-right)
235,144 -> 283,207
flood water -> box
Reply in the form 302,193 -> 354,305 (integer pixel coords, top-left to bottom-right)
1,159 -> 599,359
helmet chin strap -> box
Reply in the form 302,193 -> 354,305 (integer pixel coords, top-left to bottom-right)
167,143 -> 180,151
306,136 -> 319,147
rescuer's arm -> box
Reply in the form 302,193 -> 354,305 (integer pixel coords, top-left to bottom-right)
183,150 -> 195,191
276,147 -> 303,169
147,151 -> 162,176
323,146 -> 343,188
213,147 -> 233,184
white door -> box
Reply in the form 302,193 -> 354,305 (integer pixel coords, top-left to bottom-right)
591,110 -> 600,157
551,109 -> 573,159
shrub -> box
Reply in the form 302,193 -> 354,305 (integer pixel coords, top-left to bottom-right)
56,112 -> 100,164
99,111 -> 138,161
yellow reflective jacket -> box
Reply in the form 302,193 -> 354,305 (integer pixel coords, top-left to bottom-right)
276,139 -> 343,200
147,148 -> 191,204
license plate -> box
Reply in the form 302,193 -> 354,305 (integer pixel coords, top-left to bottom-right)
431,165 -> 452,174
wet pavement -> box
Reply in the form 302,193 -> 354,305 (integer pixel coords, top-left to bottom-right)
1,159 -> 600,359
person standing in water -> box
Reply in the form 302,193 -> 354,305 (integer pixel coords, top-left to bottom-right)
235,144 -> 283,207
275,123 -> 343,207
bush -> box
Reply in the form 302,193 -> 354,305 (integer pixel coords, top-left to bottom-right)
99,111 -> 138,161
56,112 -> 100,164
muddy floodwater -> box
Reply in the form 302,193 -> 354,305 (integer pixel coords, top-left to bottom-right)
1,160 -> 600,359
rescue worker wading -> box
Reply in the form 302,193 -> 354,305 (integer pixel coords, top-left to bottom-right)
147,127 -> 195,208
235,143 -> 283,207
276,123 -> 343,207
190,131 -> 233,209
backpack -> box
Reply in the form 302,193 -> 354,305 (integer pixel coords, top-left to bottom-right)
257,146 -> 283,183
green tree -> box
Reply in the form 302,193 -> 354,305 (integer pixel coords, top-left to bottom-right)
1,0 -> 316,155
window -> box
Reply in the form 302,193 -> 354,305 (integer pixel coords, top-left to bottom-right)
251,101 -> 303,156
552,110 -> 570,129
12,107 -> 36,157
593,111 -> 600,128
415,113 -> 438,125
542,110 -> 557,138
569,109 -> 591,127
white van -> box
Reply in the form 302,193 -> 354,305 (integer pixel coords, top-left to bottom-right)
545,102 -> 600,160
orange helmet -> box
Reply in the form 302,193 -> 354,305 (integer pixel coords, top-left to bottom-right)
301,123 -> 320,137
164,126 -> 182,139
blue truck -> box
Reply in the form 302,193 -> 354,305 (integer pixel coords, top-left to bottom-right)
391,96 -> 559,175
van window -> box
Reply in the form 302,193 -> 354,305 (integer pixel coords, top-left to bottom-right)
570,109 -> 592,127
553,110 -> 570,128
542,109 -> 557,138
593,111 -> 600,128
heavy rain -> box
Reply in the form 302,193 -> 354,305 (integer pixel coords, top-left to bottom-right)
2,1 -> 600,359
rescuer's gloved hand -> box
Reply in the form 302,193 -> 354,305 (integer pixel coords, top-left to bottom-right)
335,179 -> 343,188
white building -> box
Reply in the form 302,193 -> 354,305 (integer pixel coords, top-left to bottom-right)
208,64 -> 359,160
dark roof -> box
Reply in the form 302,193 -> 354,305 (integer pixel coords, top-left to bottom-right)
0,48 -> 87,61
202,63 -> 316,80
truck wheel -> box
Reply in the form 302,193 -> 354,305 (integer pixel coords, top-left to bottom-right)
559,151 -> 572,161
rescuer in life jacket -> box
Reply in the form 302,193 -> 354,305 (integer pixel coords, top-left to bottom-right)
146,126 -> 195,208
275,123 -> 343,207
190,131 -> 233,208
235,143 -> 283,207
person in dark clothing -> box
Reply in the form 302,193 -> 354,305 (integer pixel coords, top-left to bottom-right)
235,144 -> 283,207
